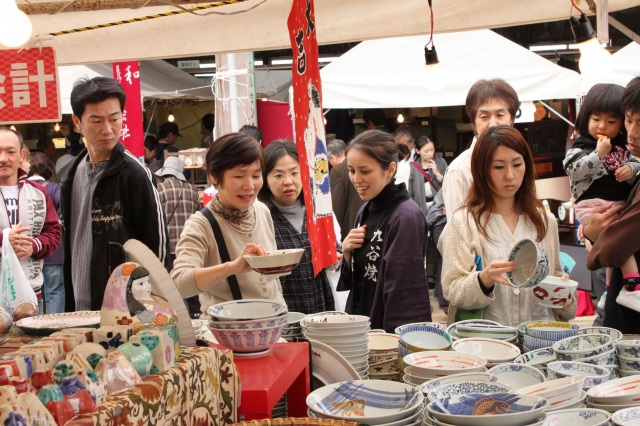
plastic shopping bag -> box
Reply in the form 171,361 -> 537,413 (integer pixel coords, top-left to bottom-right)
1,228 -> 38,312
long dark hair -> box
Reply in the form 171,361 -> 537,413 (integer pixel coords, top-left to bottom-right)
466,125 -> 547,242
258,140 -> 304,205
126,266 -> 149,316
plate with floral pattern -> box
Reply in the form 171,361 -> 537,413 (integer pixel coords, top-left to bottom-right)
15,311 -> 101,335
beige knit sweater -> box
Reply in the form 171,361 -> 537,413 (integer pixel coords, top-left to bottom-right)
438,209 -> 576,326
170,201 -> 285,314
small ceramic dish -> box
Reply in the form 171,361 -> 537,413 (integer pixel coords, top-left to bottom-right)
395,322 -> 444,335
553,334 -> 614,359
615,339 -> 640,358
513,347 -> 556,367
243,248 -> 304,277
426,381 -> 512,402
611,406 -> 640,425
547,361 -> 611,388
452,337 -> 521,364
507,238 -> 549,288
403,351 -> 488,376
208,299 -> 287,322
532,276 -> 578,308
579,326 -> 623,343
417,372 -> 498,394
524,321 -> 579,341
587,376 -> 640,404
488,363 -> 546,390
546,408 -> 610,425
399,325 -> 452,352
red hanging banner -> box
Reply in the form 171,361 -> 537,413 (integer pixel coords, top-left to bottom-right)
112,62 -> 144,157
0,47 -> 60,125
288,0 -> 337,275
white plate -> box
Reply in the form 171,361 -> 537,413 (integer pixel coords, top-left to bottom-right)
310,340 -> 359,389
587,376 -> 640,403
417,372 -> 498,393
403,351 -> 488,375
15,311 -> 100,335
452,337 -> 520,363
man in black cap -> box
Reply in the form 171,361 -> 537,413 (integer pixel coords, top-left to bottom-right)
156,122 -> 181,162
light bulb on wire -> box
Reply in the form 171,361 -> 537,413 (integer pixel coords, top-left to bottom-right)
570,13 -> 612,81
397,113 -> 405,123
0,0 -> 32,48
424,45 -> 445,91
168,112 -> 175,122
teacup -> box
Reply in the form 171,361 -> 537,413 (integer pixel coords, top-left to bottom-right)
507,239 -> 549,288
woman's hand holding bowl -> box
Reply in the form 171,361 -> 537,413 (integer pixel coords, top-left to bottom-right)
234,243 -> 268,273
478,260 -> 516,289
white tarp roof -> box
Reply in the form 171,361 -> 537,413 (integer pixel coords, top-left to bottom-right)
611,42 -> 640,86
19,0 -> 637,65
320,30 -> 583,109
58,59 -> 213,113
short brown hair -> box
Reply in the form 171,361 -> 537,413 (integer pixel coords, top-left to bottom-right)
465,79 -> 520,131
206,132 -> 264,185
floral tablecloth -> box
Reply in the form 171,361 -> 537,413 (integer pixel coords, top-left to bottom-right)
68,346 -> 240,426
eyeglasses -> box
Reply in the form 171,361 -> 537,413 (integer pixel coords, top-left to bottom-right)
269,171 -> 301,181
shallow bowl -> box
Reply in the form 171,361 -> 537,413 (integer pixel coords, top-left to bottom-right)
243,248 -> 304,276
403,351 -> 488,376
615,339 -> 640,358
452,337 -> 520,363
518,376 -> 585,407
488,363 -> 546,390
553,334 -> 614,358
426,381 -> 512,402
208,299 -> 287,322
524,321 -> 579,341
368,333 -> 400,353
617,354 -> 640,371
507,238 -> 549,288
579,326 -> 623,343
208,322 -> 285,353
547,361 -> 611,388
611,406 -> 640,425
417,372 -> 498,394
546,408 -> 610,426
532,276 -> 578,308
399,325 -> 452,352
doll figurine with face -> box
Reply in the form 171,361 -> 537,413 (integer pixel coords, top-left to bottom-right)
101,262 -> 178,333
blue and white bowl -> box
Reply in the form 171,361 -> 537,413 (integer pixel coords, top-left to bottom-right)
547,361 -> 611,388
546,408 -> 610,426
615,339 -> 640,358
524,321 -> 579,341
514,347 -> 556,367
507,239 -> 549,288
426,381 -> 512,402
418,372 -> 498,394
395,322 -> 444,335
398,324 -> 452,352
612,406 -> 640,425
576,347 -> 617,366
579,326 -> 623,343
426,393 -> 548,426
524,334 -> 558,351
553,334 -> 614,360
208,299 -> 287,322
617,354 -> 640,372
489,363 -> 546,390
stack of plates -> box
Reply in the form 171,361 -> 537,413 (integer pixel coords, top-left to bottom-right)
552,334 -> 618,380
452,337 -> 520,367
615,339 -> 640,377
302,312 -> 371,379
368,333 -> 400,381
281,312 -> 305,342
307,380 -> 424,426
425,393 -> 548,426
455,323 -> 517,342
445,319 -> 500,341
402,351 -> 488,387
272,394 -> 288,418
586,376 -> 640,413
518,376 -> 587,412
521,321 -> 579,352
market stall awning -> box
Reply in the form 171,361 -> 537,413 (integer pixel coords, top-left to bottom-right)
320,30 -> 582,109
17,0 -> 638,65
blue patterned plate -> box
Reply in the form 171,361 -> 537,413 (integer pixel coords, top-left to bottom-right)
426,381 -> 512,402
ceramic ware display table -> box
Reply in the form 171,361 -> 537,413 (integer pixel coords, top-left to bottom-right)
234,342 -> 310,421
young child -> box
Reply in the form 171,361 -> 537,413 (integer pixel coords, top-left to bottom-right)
564,83 -> 640,305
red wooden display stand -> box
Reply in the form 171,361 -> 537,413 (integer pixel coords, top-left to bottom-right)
234,342 -> 311,420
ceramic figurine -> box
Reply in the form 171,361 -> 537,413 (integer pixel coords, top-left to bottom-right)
38,384 -> 75,426
143,323 -> 180,360
66,352 -> 93,372
45,332 -> 87,351
85,353 -> 103,370
0,405 -> 27,426
30,369 -> 54,390
0,355 -> 33,379
59,327 -> 95,343
15,392 -> 57,425
93,325 -> 133,352
74,369 -> 107,403
8,377 -> 33,394
100,263 -> 178,333
71,342 -> 107,361
59,377 -> 97,414
130,329 -> 175,373
7,349 -> 49,371
95,351 -> 142,395
52,361 -> 76,384
116,342 -> 153,377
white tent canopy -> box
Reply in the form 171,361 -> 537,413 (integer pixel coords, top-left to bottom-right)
20,0 -> 637,65
611,42 -> 640,86
320,30 -> 582,109
58,60 -> 214,114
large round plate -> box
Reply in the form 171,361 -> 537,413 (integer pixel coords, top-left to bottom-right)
15,311 -> 100,335
310,340 -> 359,390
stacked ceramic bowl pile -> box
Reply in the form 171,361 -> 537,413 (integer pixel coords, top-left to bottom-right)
547,361 -> 612,391
402,351 -> 488,387
614,339 -> 640,377
395,323 -> 452,361
281,312 -> 305,342
452,337 -> 521,367
445,319 -> 500,341
455,322 -> 517,343
552,334 -> 618,382
521,321 -> 579,352
518,376 -> 587,412
368,333 -> 401,381
425,392 -> 549,426
207,299 -> 287,356
586,376 -> 640,413
306,379 -> 424,426
302,313 -> 371,379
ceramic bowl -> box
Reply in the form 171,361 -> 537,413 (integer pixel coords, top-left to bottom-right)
611,406 -> 640,425
488,363 -> 546,390
285,311 -> 306,326
417,372 -> 498,394
369,353 -> 397,364
369,358 -> 399,374
618,369 -> 640,377
208,322 -> 285,353
524,322 -> 579,341
426,393 -> 548,426
514,347 -> 556,367
553,334 -> 614,359
585,396 -> 638,413
546,408 -> 610,426
507,238 -> 549,288
523,334 -> 558,351
243,248 -> 304,276
208,299 -> 287,322
207,314 -> 287,329
547,361 -> 611,388
532,276 -> 578,308
579,326 -> 623,343
575,347 -> 617,366
587,376 -> 640,404
302,314 -> 370,329
455,324 -> 517,340
304,331 -> 368,345
615,339 -> 640,358
395,322 -> 444,335
452,338 -> 521,364
616,354 -> 640,371
306,380 -> 423,424
368,333 -> 400,353
403,351 -> 488,376
445,320 -> 501,341
518,376 -> 585,408
399,325 -> 452,352
426,381 -> 512,402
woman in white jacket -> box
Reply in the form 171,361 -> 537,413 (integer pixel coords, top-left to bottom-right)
438,125 -> 575,326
